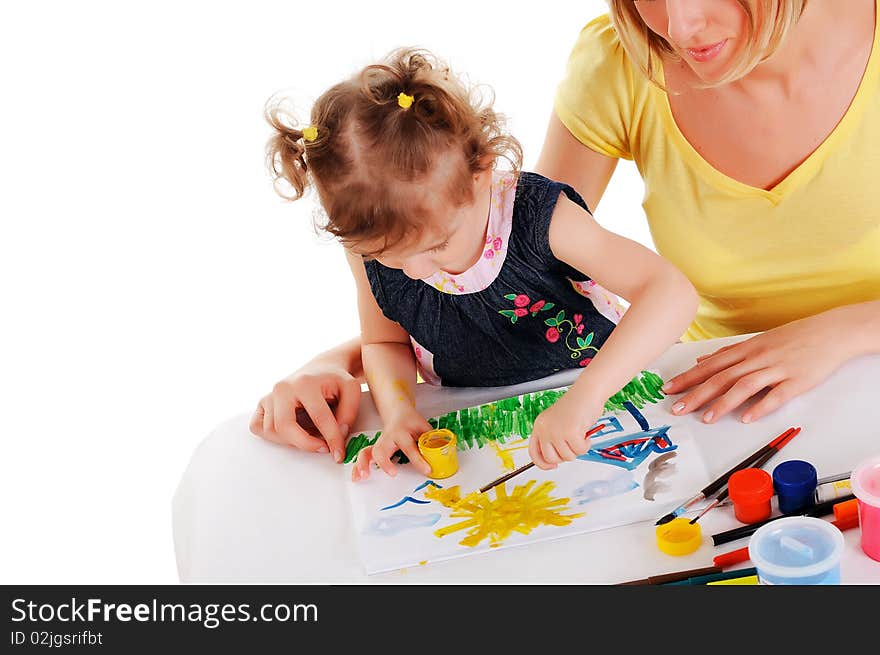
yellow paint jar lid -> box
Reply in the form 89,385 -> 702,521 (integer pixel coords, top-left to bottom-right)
655,518 -> 702,556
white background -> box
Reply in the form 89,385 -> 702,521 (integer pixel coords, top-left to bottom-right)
1,0 -> 649,583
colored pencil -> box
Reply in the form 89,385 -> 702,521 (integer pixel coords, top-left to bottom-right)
664,567 -> 758,586
478,424 -> 605,494
688,428 -> 800,525
618,565 -> 723,586
711,494 -> 857,547
707,574 -> 758,585
656,426 -> 800,525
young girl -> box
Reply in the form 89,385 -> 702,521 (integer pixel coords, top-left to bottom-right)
265,48 -> 698,480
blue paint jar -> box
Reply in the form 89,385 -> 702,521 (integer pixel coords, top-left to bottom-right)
772,460 -> 818,514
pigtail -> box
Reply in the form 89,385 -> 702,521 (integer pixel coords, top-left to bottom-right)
264,97 -> 314,201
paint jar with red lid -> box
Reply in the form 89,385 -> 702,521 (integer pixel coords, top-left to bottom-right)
728,468 -> 774,524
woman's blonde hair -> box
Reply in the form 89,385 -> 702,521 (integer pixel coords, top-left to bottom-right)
607,0 -> 808,87
265,47 -> 522,254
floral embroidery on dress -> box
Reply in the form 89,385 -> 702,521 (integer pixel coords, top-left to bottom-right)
497,293 -> 555,323
497,293 -> 598,367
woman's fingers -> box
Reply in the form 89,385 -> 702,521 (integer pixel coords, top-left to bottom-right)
699,368 -> 781,423
663,344 -> 749,394
741,378 -> 809,424
669,359 -> 757,417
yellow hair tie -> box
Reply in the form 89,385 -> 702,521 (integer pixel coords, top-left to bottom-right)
302,126 -> 318,142
397,92 -> 414,109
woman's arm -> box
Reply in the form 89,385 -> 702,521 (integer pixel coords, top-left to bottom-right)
534,113 -> 619,212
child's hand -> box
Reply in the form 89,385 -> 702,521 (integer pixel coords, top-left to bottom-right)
528,394 -> 602,470
352,411 -> 433,481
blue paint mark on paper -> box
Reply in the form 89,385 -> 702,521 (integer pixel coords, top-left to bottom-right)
380,496 -> 431,511
364,513 -> 441,536
577,426 -> 677,470
574,470 -> 639,505
623,401 -> 650,431
412,480 -> 443,493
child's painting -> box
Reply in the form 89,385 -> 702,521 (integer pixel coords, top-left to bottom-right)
344,371 -> 709,575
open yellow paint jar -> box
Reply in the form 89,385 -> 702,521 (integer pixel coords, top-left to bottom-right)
655,518 -> 702,556
417,429 -> 459,479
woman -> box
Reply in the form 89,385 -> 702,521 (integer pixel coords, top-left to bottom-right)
251,0 -> 880,456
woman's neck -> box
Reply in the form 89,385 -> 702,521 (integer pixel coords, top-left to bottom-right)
736,0 -> 872,91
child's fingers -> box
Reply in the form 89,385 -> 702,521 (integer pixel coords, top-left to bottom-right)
529,439 -> 558,470
555,439 -> 579,461
372,440 -> 398,477
353,447 -> 373,481
398,439 -> 432,476
539,439 -> 562,466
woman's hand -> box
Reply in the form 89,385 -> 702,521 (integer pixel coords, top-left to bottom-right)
250,360 -> 362,462
528,393 -> 603,470
352,411 -> 433,481
663,305 -> 878,424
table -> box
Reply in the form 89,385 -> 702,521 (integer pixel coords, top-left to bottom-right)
172,335 -> 880,583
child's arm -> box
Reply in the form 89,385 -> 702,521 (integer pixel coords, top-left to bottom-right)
344,251 -> 433,480
528,194 -> 699,469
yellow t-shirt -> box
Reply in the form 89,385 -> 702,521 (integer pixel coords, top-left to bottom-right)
555,13 -> 880,341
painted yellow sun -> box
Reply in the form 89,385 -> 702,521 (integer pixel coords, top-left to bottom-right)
427,481 -> 583,548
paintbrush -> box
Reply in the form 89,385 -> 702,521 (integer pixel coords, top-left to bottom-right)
688,427 -> 800,525
479,424 -> 605,494
655,426 -> 800,525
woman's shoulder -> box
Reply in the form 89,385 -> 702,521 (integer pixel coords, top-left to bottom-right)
566,14 -> 636,82
555,14 -> 650,160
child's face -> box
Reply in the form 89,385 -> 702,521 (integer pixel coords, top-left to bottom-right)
353,166 -> 494,280
634,0 -> 750,83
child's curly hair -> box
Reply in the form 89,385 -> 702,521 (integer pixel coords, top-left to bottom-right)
265,47 -> 523,254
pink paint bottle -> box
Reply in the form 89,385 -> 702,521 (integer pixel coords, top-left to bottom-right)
851,454 -> 880,562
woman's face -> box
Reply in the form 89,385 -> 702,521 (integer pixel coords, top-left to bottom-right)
634,0 -> 751,83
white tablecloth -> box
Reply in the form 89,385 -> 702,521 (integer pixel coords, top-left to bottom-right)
173,335 -> 880,583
